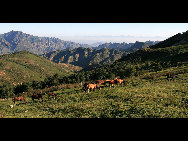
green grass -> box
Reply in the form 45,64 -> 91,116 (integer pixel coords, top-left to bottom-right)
0,51 -> 73,86
1,67 -> 187,118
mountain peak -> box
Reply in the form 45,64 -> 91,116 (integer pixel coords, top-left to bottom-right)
0,31 -> 90,55
7,30 -> 24,35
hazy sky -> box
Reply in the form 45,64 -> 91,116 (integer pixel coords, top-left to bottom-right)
0,23 -> 188,44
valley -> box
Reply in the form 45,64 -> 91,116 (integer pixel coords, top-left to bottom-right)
0,29 -> 188,118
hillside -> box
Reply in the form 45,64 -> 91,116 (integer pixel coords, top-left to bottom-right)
150,30 -> 188,49
0,65 -> 187,118
57,30 -> 187,83
59,43 -> 188,83
0,30 -> 90,55
43,47 -> 127,70
0,50 -> 73,86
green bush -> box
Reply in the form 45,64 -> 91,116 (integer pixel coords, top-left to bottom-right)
0,85 -> 14,98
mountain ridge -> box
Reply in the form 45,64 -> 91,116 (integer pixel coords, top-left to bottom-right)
150,30 -> 188,49
0,30 -> 91,55
43,47 -> 127,70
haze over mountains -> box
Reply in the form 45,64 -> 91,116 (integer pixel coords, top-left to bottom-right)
60,35 -> 165,45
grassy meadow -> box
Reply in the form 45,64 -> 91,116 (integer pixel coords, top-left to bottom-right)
0,66 -> 187,118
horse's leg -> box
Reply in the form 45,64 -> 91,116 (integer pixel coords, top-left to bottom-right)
24,98 -> 27,103
13,98 -> 15,105
14,100 -> 16,105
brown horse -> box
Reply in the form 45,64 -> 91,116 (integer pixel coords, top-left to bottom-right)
31,93 -> 43,102
86,83 -> 101,93
13,96 -> 27,105
95,80 -> 105,85
104,79 -> 125,87
104,79 -> 116,87
48,92 -> 58,99
114,79 -> 125,86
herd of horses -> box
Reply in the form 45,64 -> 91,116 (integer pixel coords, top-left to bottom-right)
83,78 -> 125,93
12,78 -> 125,105
11,73 -> 176,106
12,92 -> 58,105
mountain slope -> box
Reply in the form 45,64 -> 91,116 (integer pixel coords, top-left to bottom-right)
150,30 -> 188,49
126,41 -> 149,52
0,50 -> 73,86
0,30 -> 90,55
43,47 -> 127,69
59,42 -> 188,83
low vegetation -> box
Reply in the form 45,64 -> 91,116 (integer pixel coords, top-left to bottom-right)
0,65 -> 187,118
0,50 -> 73,87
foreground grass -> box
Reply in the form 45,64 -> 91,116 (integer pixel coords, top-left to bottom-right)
0,71 -> 188,118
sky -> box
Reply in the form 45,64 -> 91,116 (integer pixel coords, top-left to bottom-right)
0,23 -> 188,44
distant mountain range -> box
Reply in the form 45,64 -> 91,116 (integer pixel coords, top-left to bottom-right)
42,39 -> 160,70
0,31 -> 161,56
0,30 -> 91,55
93,40 -> 160,51
0,30 -> 162,71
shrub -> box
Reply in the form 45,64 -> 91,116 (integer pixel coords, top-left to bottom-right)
0,85 -> 14,98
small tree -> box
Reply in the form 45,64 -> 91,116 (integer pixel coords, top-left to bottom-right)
14,83 -> 30,95
0,85 -> 14,98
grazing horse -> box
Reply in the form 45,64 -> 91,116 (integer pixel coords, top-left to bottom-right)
86,83 -> 101,93
13,96 -> 27,105
104,79 -> 116,87
104,79 -> 125,87
48,92 -> 58,99
31,93 -> 43,102
95,80 -> 105,85
114,79 -> 125,86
